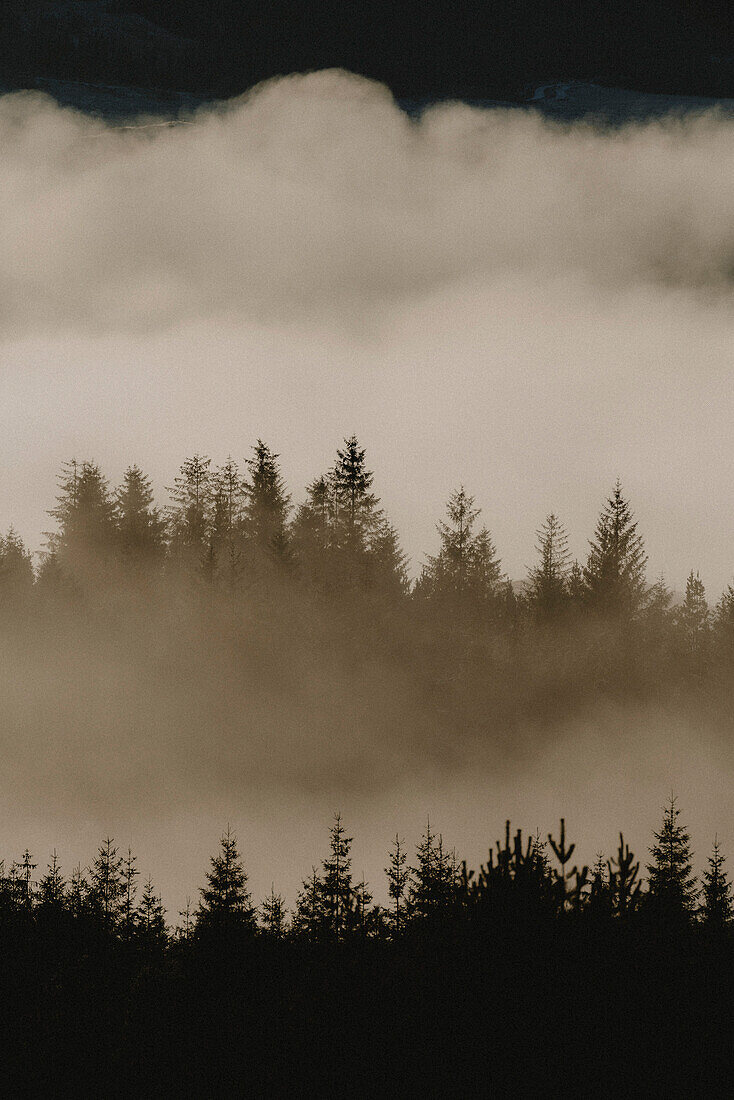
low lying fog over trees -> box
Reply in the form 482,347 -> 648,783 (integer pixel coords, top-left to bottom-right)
3,436 -> 734,717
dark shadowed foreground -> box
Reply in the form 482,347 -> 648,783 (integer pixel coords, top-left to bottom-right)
0,805 -> 732,1097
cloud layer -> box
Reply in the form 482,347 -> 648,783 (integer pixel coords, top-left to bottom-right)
2,69 -> 734,339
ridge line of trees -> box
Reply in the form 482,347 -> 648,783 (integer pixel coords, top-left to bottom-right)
2,797 -> 732,948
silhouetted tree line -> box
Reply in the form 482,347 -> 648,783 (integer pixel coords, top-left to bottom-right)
1,0 -> 732,106
3,438 -> 734,737
2,801 -> 734,1094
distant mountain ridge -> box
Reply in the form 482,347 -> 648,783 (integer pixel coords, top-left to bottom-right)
1,0 -> 732,107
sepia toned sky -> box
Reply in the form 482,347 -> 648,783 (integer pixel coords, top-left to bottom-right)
2,69 -> 734,910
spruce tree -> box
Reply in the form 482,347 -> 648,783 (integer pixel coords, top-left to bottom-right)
408,821 -> 457,923
166,454 -> 212,576
47,459 -> 117,589
415,487 -> 502,618
196,826 -> 256,937
646,796 -> 697,922
38,851 -> 66,912
676,570 -> 710,667
525,513 -> 570,621
320,812 -> 356,943
385,834 -> 410,935
115,465 -> 166,574
243,440 -> 292,570
583,480 -> 648,618
89,838 -> 125,930
701,837 -> 732,928
120,847 -> 140,940
208,457 -> 245,590
713,585 -> 734,661
260,885 -> 288,939
137,877 -> 167,947
0,528 -> 34,610
293,866 -> 325,941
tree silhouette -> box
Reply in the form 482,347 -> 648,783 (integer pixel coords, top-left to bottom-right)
416,487 -> 502,620
701,837 -> 732,928
115,465 -> 166,574
583,480 -> 648,618
646,796 -> 697,923
526,513 -> 571,621
196,826 -> 255,938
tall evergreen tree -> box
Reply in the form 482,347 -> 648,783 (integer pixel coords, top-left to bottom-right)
260,885 -> 288,939
89,838 -> 125,929
0,528 -> 34,610
196,826 -> 256,937
408,821 -> 458,922
415,488 -> 502,617
120,847 -> 140,940
583,480 -> 648,618
675,570 -> 710,664
646,796 -> 697,922
319,812 -> 356,943
332,436 -> 381,557
208,457 -> 245,590
38,851 -> 66,912
47,459 -> 117,588
290,474 -> 334,590
293,866 -> 324,941
701,837 -> 732,928
385,834 -> 410,935
137,877 -> 167,947
166,454 -> 212,576
525,513 -> 571,621
115,465 -> 166,574
243,440 -> 292,570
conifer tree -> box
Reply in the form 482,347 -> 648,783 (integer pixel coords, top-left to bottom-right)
89,838 -> 125,929
676,570 -> 710,666
208,457 -> 245,590
260,885 -> 288,938
290,474 -> 335,590
320,812 -> 356,943
713,585 -> 734,664
115,465 -> 166,573
583,480 -> 648,618
196,826 -> 256,937
526,513 -> 570,621
120,847 -> 140,940
415,488 -> 502,618
0,528 -> 34,610
293,866 -> 325,941
385,834 -> 410,935
166,454 -> 212,575
38,851 -> 66,912
332,436 -> 381,556
408,821 -> 457,922
607,834 -> 641,918
137,877 -> 167,947
47,459 -> 117,588
68,864 -> 89,920
365,520 -> 410,599
16,849 -> 36,913
646,796 -> 697,922
701,837 -> 732,928
243,440 -> 292,570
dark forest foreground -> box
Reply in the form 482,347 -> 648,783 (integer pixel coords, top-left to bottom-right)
2,804 -> 734,1098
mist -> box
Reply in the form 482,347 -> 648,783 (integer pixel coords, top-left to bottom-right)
2,70 -> 734,914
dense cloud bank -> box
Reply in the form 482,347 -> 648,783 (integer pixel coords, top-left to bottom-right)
2,70 -> 734,337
